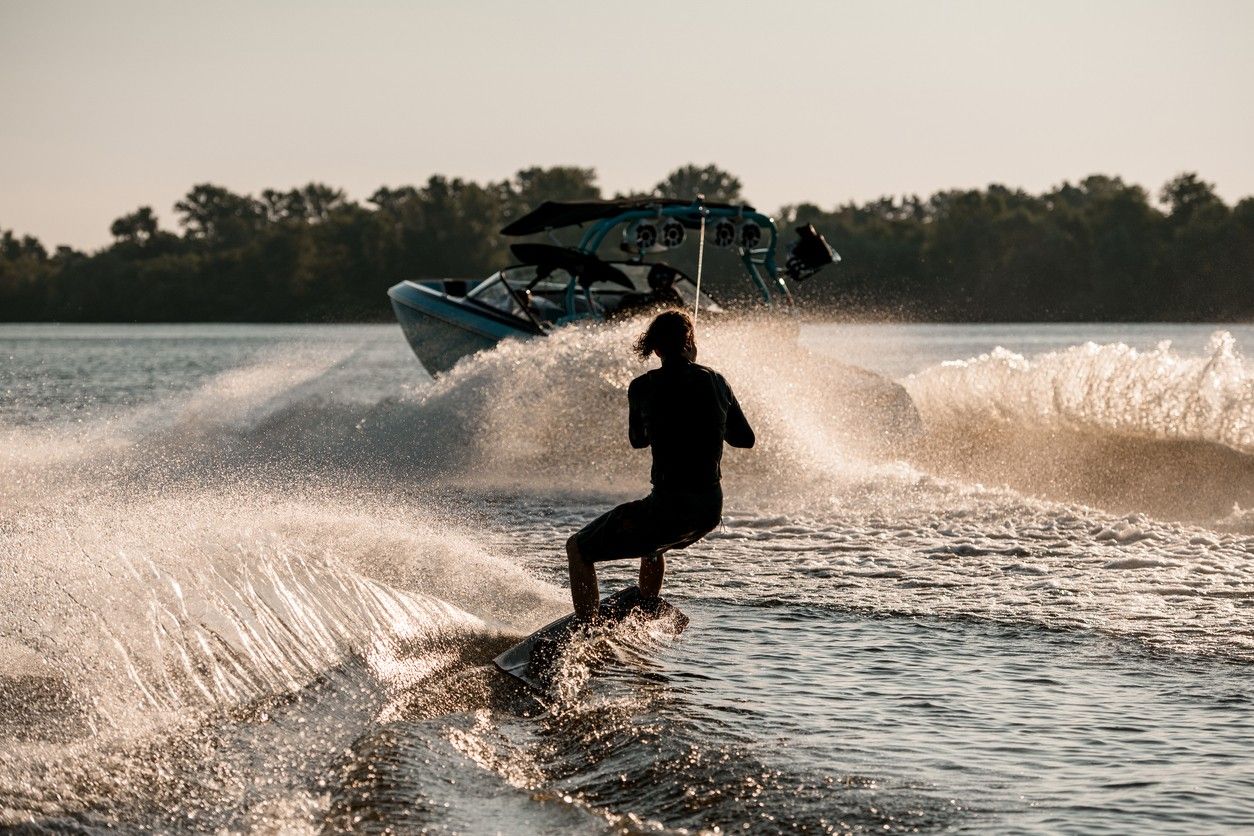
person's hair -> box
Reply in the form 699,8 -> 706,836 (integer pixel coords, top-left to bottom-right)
633,310 -> 696,362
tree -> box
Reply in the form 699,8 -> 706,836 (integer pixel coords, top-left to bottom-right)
368,185 -> 419,216
506,166 -> 600,217
299,183 -> 348,222
261,188 -> 302,222
53,245 -> 85,263
264,183 -> 350,223
654,164 -> 743,203
1159,173 -> 1225,227
0,229 -> 53,319
174,184 -> 265,243
109,206 -> 160,244
1,230 -> 47,261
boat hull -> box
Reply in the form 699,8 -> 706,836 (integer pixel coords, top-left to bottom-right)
387,281 -> 540,376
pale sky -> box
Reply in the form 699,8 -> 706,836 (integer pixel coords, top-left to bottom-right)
1,0 -> 1251,250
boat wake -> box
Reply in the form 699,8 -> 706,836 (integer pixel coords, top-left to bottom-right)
0,485 -> 569,830
3,320 -> 1253,831
906,331 -> 1254,523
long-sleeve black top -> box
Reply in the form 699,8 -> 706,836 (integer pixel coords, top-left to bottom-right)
627,358 -> 755,492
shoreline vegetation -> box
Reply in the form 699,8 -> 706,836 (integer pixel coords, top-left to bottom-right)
2,165 -> 1251,323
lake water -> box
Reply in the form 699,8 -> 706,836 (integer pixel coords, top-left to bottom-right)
2,320 -> 1252,833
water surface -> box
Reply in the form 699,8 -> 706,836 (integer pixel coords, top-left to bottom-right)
2,320 -> 1252,833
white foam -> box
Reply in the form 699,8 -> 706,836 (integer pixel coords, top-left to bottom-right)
906,331 -> 1253,454
412,316 -> 919,494
0,491 -> 564,737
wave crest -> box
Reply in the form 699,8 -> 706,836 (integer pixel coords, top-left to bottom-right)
907,330 -> 1252,454
906,331 -> 1254,521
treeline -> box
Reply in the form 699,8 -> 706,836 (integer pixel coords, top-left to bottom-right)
1,164 -> 1251,322
785,173 -> 1254,320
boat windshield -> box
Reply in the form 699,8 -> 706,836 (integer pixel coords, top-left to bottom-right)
467,262 -> 721,325
468,267 -> 590,325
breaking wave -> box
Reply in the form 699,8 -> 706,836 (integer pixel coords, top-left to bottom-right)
905,330 -> 1254,522
0,493 -> 562,735
908,330 -> 1252,454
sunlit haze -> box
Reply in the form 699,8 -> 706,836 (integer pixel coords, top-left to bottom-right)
2,0 -> 1251,250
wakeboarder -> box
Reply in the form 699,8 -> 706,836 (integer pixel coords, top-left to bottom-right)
565,310 -> 755,618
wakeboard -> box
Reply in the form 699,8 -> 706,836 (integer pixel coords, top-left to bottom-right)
493,585 -> 688,691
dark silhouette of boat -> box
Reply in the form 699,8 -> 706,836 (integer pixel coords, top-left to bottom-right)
388,197 -> 838,375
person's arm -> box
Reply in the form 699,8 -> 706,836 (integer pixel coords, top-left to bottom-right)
628,377 -> 650,448
722,377 -> 755,448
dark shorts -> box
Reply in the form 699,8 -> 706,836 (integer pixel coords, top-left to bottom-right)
574,487 -> 723,563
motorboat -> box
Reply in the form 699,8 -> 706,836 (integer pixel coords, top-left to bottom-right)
387,197 -> 839,375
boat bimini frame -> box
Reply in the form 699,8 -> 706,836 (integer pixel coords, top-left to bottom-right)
500,195 -> 840,315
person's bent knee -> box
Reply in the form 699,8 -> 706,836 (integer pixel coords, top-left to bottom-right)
566,534 -> 586,562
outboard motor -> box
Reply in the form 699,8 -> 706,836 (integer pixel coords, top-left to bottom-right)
785,224 -> 840,281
